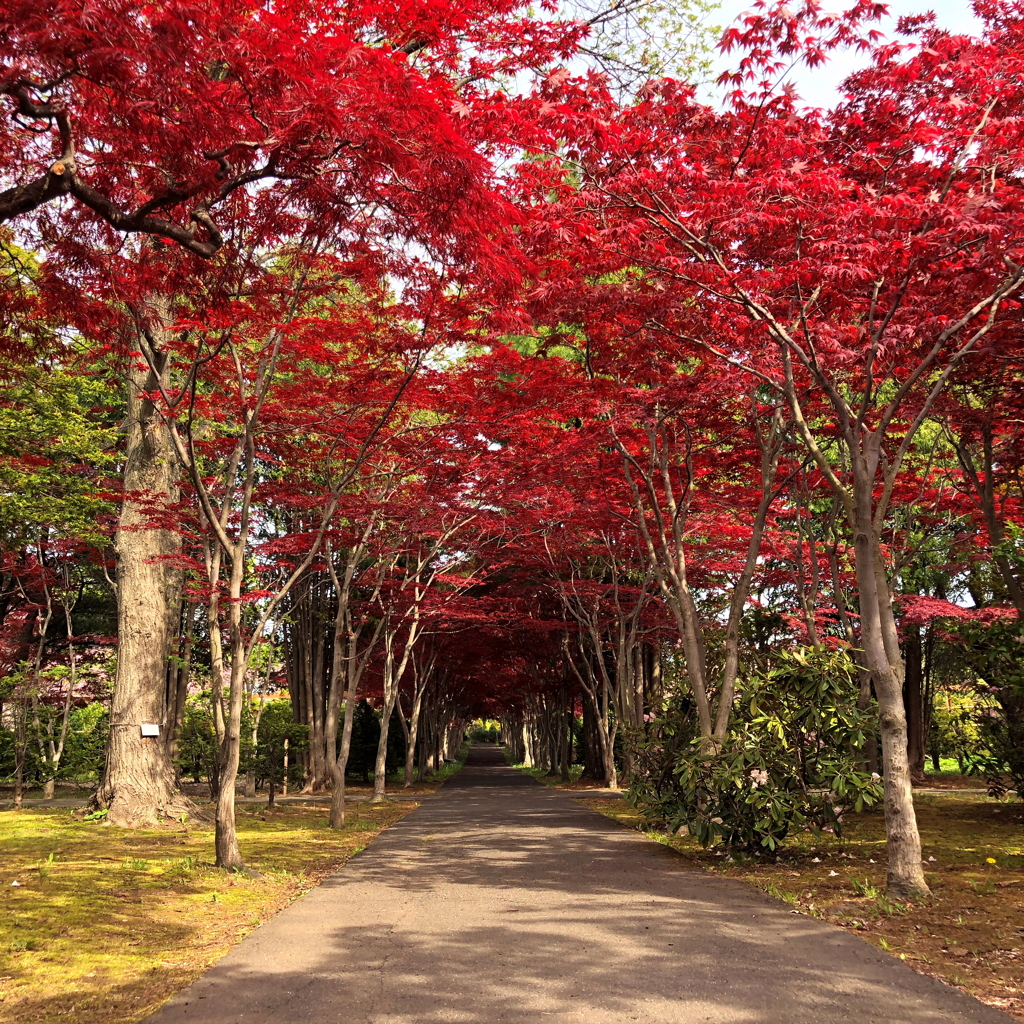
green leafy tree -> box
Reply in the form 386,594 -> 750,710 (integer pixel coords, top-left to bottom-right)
0,366 -> 116,547
251,700 -> 307,800
175,693 -> 222,794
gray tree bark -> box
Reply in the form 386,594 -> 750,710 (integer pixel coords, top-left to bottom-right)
95,304 -> 189,827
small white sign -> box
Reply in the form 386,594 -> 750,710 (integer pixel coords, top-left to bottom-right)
140,723 -> 160,737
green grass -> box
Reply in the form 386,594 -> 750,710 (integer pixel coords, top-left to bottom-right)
0,745 -> 473,1024
0,801 -> 418,1024
507,762 -> 584,784
502,747 -> 586,785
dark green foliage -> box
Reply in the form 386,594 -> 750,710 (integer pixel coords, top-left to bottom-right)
348,699 -> 380,782
175,693 -> 221,789
56,702 -> 109,781
951,617 -> 1024,797
629,648 -> 883,851
175,695 -> 308,793
250,699 -> 307,792
0,700 -> 108,785
386,704 -> 406,774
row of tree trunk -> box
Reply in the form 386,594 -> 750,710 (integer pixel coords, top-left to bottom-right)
501,640 -> 665,789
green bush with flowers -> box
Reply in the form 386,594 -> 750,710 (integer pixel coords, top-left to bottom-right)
627,647 -> 883,851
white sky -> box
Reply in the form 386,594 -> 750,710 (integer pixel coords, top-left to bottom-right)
708,0 -> 983,106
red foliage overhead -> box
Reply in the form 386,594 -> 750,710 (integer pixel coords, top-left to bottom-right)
0,0 -> 584,316
5,0 -> 1024,720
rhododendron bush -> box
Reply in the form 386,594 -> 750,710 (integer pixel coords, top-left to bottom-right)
629,648 -> 882,850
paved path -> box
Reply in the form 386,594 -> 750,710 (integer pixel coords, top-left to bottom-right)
146,746 -> 1011,1024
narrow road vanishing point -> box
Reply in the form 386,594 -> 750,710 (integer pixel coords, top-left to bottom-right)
147,746 -> 1012,1024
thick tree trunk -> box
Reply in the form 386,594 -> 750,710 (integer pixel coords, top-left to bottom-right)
95,323 -> 188,827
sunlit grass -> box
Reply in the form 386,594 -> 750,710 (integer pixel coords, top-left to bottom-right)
0,801 -> 417,1024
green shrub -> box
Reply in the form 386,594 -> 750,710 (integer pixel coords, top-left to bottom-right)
175,693 -> 222,788
469,724 -> 500,743
0,699 -> 109,786
251,700 -> 307,792
628,647 -> 882,851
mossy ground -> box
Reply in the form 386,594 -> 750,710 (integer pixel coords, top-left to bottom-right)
0,800 -> 417,1024
583,795 -> 1024,1021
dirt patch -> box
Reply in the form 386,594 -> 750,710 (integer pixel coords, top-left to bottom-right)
581,795 -> 1024,1021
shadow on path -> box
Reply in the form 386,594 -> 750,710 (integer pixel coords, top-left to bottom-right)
145,745 -> 1010,1024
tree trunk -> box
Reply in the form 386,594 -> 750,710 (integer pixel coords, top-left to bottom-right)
405,687 -> 424,787
166,600 -> 195,766
329,643 -> 362,829
95,313 -> 189,827
308,588 -> 328,788
851,497 -> 929,900
371,693 -> 398,802
903,627 -> 927,786
580,696 -> 602,780
214,675 -> 245,868
214,559 -> 247,870
520,718 -> 534,767
581,687 -> 616,789
13,706 -> 25,807
560,690 -> 572,783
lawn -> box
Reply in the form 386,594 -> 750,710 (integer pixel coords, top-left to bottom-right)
0,800 -> 418,1024
582,794 -> 1024,1021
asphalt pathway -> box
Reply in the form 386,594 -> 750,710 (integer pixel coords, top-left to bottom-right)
146,746 -> 1011,1024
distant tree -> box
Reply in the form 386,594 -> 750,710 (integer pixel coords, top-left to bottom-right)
348,700 -> 380,784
